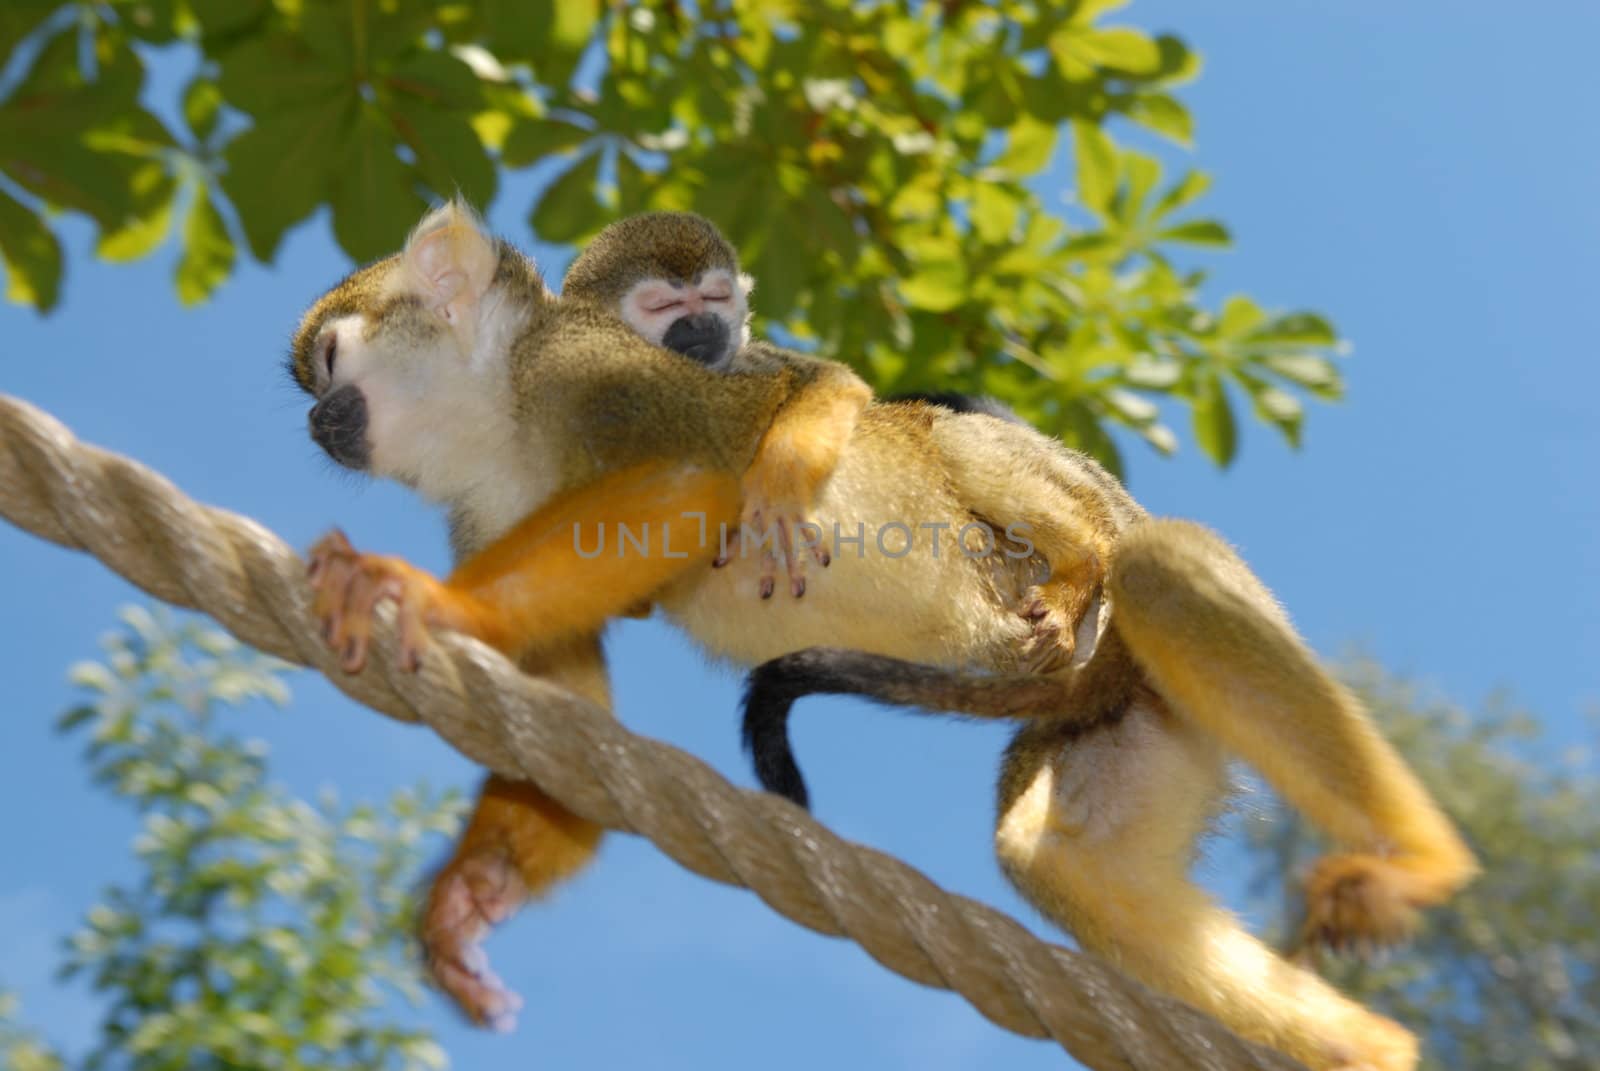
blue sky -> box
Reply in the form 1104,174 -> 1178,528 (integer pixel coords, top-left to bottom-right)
2,3 -> 1597,1068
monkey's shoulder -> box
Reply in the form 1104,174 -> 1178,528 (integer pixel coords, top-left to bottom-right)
730,340 -> 863,387
510,304 -> 789,473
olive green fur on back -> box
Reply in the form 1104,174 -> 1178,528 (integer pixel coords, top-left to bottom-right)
507,297 -> 793,485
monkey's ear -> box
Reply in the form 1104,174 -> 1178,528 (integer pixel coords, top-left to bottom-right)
403,200 -> 498,328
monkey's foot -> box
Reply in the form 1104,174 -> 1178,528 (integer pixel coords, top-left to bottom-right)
717,495 -> 828,599
1318,1011 -> 1419,1071
1017,580 -> 1101,673
421,850 -> 530,1032
1299,853 -> 1441,956
307,529 -> 455,673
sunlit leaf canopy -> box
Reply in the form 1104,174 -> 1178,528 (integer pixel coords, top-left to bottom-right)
0,0 -> 1345,474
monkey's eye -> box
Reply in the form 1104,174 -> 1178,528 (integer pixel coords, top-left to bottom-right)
316,333 -> 338,383
703,291 -> 732,303
646,300 -> 685,314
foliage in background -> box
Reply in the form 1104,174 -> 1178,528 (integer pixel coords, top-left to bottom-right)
0,991 -> 65,1071
1245,665 -> 1600,1071
0,0 -> 1344,474
0,607 -> 464,1071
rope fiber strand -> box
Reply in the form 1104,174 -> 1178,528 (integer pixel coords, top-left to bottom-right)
0,393 -> 1306,1071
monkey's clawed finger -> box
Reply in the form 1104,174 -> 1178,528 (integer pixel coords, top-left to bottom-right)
306,528 -> 354,583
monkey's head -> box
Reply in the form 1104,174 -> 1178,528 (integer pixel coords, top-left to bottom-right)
563,212 -> 752,370
288,201 -> 548,499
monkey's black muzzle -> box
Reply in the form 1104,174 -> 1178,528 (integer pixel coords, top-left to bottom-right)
308,384 -> 371,471
662,312 -> 730,367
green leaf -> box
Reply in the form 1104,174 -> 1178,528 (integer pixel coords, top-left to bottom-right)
1124,356 -> 1182,390
550,0 -> 601,51
55,704 -> 97,732
217,34 -> 348,115
1249,382 -> 1304,448
383,49 -> 485,113
118,0 -> 183,44
1135,421 -> 1179,456
1152,169 -> 1210,221
0,189 -> 62,311
221,100 -> 355,260
0,38 -> 170,230
1071,120 -> 1117,217
991,115 -> 1057,177
1191,371 -> 1238,467
74,663 -> 123,698
1218,295 -> 1266,338
95,166 -> 178,263
1047,26 -> 1094,82
1069,0 -> 1132,21
182,77 -> 224,143
899,259 -> 967,312
1157,219 -> 1230,247
1125,92 -> 1192,146
392,105 -> 497,207
529,150 -> 603,244
1152,33 -> 1204,84
1116,151 -> 1161,228
532,0 -> 602,88
332,107 -> 428,262
1249,312 -> 1339,346
1076,28 -> 1163,74
750,210 -> 810,319
1261,354 -> 1344,400
188,0 -> 269,37
175,184 -> 237,306
971,182 -> 1017,243
500,116 -> 591,168
0,0 -> 57,57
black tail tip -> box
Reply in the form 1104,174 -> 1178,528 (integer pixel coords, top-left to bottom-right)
741,659 -> 813,810
754,749 -> 811,810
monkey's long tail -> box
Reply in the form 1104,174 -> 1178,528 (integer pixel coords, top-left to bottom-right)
740,649 -> 1070,808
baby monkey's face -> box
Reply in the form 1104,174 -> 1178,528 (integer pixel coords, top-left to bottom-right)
618,267 -> 746,370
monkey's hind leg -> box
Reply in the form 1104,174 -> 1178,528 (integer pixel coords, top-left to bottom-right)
423,775 -> 602,1030
996,709 -> 1418,1071
1106,519 -> 1478,954
419,635 -> 610,1031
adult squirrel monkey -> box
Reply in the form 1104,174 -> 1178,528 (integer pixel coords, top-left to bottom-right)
288,202 -> 1473,1071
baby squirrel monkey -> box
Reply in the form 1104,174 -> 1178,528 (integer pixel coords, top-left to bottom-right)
561,212 -> 864,601
290,202 -> 1473,1071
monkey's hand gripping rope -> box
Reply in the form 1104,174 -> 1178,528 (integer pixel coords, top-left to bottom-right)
0,393 -> 1305,1071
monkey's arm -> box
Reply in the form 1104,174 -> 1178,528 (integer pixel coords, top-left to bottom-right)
730,353 -> 872,597
309,460 -> 740,670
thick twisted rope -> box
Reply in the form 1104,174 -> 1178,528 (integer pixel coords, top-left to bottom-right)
0,393 -> 1306,1071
